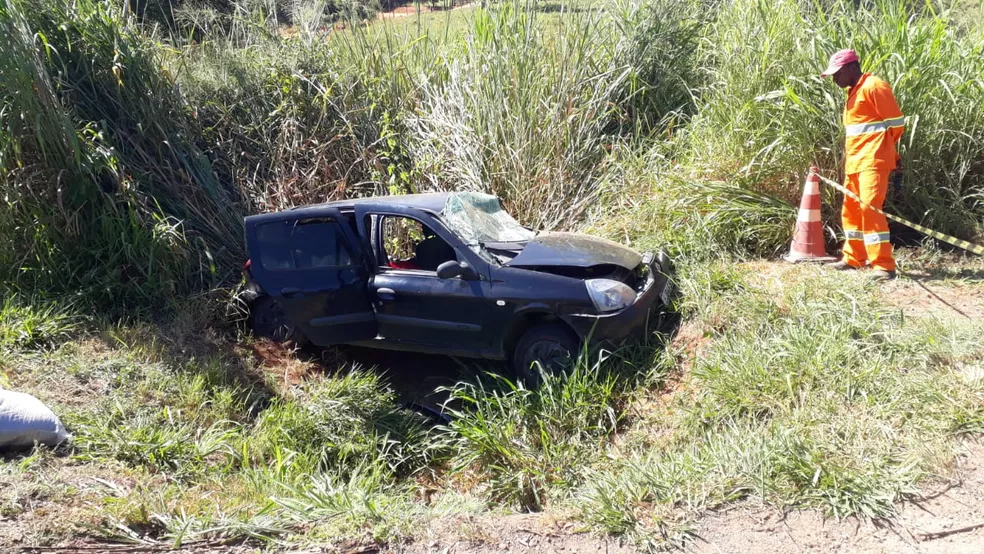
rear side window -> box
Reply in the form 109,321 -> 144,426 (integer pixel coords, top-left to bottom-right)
256,218 -> 353,271
257,222 -> 292,270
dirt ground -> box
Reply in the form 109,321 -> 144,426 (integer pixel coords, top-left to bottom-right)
399,513 -> 637,554
375,1 -> 475,20
883,271 -> 984,320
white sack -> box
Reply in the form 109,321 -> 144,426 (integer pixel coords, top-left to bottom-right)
0,390 -> 71,448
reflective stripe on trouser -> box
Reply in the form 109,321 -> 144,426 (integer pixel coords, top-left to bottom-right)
864,232 -> 891,245
841,170 -> 895,271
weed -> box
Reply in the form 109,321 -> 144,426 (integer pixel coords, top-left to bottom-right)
0,296 -> 81,350
250,369 -> 442,477
270,457 -> 419,543
442,357 -> 631,511
73,401 -> 243,478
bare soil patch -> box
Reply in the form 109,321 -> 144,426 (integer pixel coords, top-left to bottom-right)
689,442 -> 984,554
742,258 -> 984,320
883,275 -> 984,320
398,513 -> 636,554
376,1 -> 475,20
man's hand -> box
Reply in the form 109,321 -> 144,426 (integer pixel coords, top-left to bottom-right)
889,160 -> 904,203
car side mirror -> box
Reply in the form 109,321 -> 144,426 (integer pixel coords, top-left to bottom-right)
437,260 -> 478,280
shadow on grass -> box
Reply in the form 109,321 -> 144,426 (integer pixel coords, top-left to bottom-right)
281,304 -> 682,423
91,306 -> 285,421
902,266 -> 984,283
0,441 -> 74,462
386,304 -> 676,400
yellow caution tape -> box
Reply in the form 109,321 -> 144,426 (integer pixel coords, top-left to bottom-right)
817,175 -> 984,256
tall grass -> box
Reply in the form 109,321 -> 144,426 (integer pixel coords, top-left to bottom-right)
0,295 -> 81,349
1,0 -> 240,309
684,0 -> 984,240
407,0 -> 710,228
407,2 -> 629,228
172,26 -> 432,211
440,343 -> 671,512
606,0 -> 707,132
6,0 -> 984,314
442,365 -> 621,511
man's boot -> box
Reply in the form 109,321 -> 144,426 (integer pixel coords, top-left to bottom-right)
827,260 -> 858,271
870,269 -> 897,281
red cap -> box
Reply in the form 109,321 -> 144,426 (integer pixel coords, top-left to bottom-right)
821,49 -> 859,77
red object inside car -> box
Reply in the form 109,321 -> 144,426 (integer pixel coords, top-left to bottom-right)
388,260 -> 419,270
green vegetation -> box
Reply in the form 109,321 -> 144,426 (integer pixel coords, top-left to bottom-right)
3,255 -> 983,549
578,261 -> 984,546
3,0 -> 983,307
2,0 -> 984,550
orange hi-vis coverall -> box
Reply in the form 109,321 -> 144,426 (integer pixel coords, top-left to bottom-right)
840,73 -> 905,272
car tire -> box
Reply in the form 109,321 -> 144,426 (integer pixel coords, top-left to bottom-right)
512,323 -> 580,386
248,296 -> 308,346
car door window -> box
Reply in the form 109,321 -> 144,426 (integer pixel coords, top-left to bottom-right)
291,219 -> 353,268
256,222 -> 293,271
256,218 -> 353,271
379,216 -> 457,272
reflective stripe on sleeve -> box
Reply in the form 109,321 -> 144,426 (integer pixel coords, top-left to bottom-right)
845,117 -> 905,137
864,232 -> 891,245
845,230 -> 864,240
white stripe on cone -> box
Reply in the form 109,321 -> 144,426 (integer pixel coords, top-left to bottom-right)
797,208 -> 821,223
783,166 -> 836,263
803,177 -> 820,195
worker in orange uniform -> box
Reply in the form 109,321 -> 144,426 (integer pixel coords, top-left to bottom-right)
821,49 -> 905,281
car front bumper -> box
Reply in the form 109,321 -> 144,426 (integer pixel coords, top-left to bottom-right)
562,251 -> 674,344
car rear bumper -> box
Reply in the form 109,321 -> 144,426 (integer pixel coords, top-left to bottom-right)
562,251 -> 674,344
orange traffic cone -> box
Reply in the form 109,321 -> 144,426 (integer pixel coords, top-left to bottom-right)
783,166 -> 837,263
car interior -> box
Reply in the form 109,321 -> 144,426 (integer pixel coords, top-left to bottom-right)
380,216 -> 457,272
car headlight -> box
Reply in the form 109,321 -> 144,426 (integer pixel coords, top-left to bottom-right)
585,279 -> 636,313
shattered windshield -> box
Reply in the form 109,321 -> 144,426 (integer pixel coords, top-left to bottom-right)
442,192 -> 535,246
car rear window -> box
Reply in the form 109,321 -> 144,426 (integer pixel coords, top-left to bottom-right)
256,218 -> 353,271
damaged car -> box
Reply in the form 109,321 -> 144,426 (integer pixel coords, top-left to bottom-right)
243,192 -> 674,379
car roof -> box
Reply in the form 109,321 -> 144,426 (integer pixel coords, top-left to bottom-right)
245,193 -> 455,225
305,192 -> 452,213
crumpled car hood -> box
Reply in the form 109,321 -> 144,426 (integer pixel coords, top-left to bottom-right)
505,232 -> 642,270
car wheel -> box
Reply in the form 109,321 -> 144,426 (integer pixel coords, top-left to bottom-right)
248,296 -> 308,346
512,323 -> 580,386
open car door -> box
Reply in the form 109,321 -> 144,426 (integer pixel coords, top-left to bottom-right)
244,206 -> 376,345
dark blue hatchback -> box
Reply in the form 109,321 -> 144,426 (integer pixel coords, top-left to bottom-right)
243,192 -> 674,379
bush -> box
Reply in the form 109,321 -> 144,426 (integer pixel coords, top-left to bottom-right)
1,0 -> 241,310
442,361 -> 624,511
